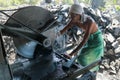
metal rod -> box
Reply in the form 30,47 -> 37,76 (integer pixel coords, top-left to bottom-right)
65,59 -> 101,80
0,24 -> 42,45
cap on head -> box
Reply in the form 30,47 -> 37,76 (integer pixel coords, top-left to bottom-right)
69,0 -> 84,15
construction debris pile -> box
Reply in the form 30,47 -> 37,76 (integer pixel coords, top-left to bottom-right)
97,18 -> 120,80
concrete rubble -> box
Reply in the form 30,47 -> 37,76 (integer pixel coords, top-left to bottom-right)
97,18 -> 120,80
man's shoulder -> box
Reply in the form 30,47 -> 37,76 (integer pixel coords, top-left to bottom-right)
83,14 -> 94,24
84,14 -> 94,22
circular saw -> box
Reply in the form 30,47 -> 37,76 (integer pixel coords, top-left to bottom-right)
5,6 -> 55,58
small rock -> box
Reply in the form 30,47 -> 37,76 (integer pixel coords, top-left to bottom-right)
100,65 -> 105,69
114,46 -> 120,54
112,41 -> 119,49
117,37 -> 120,44
112,19 -> 119,27
110,61 -> 116,70
104,48 -> 107,53
104,40 -> 106,47
109,69 -> 117,75
113,28 -> 120,36
115,60 -> 120,72
107,49 -> 114,55
104,33 -> 115,43
102,59 -> 110,69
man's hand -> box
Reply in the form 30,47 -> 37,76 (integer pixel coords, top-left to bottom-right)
57,31 -> 61,36
63,54 -> 72,59
69,51 -> 78,56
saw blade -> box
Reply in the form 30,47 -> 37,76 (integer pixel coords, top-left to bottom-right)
5,6 -> 54,58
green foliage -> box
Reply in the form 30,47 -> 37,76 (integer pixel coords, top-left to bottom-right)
62,0 -> 73,5
10,0 -> 23,5
0,0 -> 10,7
99,7 -> 106,12
79,0 -> 90,4
115,5 -> 120,11
113,0 -> 117,4
27,0 -> 40,5
0,0 -> 40,7
62,0 -> 91,5
105,0 -> 117,5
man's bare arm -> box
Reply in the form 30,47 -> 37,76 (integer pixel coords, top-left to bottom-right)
60,19 -> 73,34
69,28 -> 90,56
70,19 -> 93,56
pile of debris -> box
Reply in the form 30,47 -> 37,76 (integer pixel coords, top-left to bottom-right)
0,7 -> 120,80
97,19 -> 120,80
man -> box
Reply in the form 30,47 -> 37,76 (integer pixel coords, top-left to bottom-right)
59,2 -> 104,72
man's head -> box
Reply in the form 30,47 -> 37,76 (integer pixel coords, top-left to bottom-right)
69,0 -> 84,22
69,4 -> 84,15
